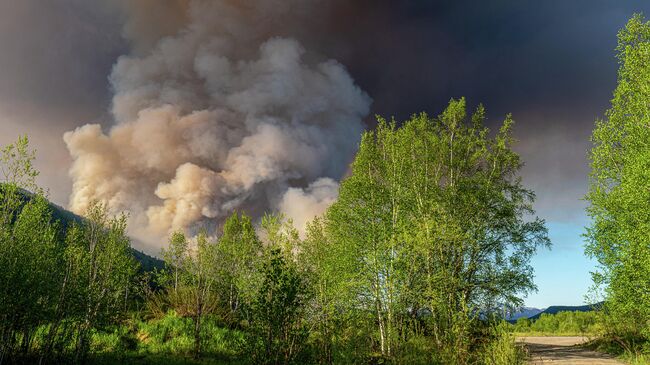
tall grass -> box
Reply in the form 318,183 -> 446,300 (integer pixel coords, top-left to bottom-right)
88,311 -> 246,364
624,353 -> 650,365
479,322 -> 526,365
586,334 -> 650,365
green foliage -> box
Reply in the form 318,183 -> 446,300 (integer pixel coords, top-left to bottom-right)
625,354 -> 650,365
153,212 -> 310,364
39,311 -> 248,364
0,104 -> 551,364
215,212 -> 263,326
585,13 -> 650,349
300,217 -> 355,364
587,335 -> 650,364
65,202 -> 139,362
510,310 -> 602,335
157,230 -> 221,358
478,322 -> 525,365
0,135 -> 39,192
391,335 -> 437,365
0,136 -> 139,363
248,248 -> 308,365
323,98 -> 549,362
0,189 -> 62,360
123,312 -> 245,359
0,137 -> 69,360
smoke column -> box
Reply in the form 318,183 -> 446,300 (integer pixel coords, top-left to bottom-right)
63,0 -> 371,248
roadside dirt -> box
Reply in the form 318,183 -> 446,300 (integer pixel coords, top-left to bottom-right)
518,336 -> 624,364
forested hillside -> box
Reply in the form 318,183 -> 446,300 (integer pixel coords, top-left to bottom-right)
2,185 -> 163,272
527,303 -> 602,321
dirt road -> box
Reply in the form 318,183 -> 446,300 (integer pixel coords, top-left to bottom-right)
518,336 -> 624,364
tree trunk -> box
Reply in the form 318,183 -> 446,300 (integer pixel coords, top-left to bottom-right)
74,320 -> 91,365
194,293 -> 203,359
375,279 -> 386,357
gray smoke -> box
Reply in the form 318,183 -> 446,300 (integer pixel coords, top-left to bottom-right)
64,0 -> 371,248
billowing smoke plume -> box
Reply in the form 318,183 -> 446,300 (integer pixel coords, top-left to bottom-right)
278,178 -> 339,236
64,0 -> 371,248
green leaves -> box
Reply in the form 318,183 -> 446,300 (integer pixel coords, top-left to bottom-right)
0,115 -> 549,362
0,138 -> 66,360
0,135 -> 39,193
586,13 -> 650,343
216,212 -> 263,324
0,137 -> 138,362
63,202 -> 138,361
323,98 -> 548,360
250,248 -> 308,365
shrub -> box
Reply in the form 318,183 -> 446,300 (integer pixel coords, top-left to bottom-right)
479,322 -> 525,365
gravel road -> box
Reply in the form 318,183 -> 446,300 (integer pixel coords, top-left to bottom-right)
517,336 -> 624,364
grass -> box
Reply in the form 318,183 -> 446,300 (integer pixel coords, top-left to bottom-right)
582,336 -> 650,365
620,353 -> 650,365
87,311 -> 248,365
19,313 -> 534,364
88,353 -> 245,365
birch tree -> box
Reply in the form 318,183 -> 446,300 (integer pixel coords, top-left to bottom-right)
216,212 -> 263,325
65,203 -> 137,363
160,230 -> 219,358
585,14 -> 650,342
325,98 -> 549,361
0,137 -> 63,362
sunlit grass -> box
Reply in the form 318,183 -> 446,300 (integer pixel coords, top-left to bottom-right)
87,311 -> 247,365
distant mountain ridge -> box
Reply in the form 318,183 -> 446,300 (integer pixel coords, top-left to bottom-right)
506,307 -> 545,321
505,302 -> 604,322
527,302 -> 603,320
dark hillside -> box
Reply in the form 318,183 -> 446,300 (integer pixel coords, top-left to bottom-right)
48,198 -> 164,271
528,302 -> 603,320
5,185 -> 164,272
506,307 -> 544,321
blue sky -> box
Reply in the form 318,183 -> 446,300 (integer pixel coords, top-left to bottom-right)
524,218 -> 597,308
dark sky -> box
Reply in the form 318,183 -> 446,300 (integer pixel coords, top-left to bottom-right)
324,1 -> 627,116
0,0 -> 648,222
318,1 -> 649,223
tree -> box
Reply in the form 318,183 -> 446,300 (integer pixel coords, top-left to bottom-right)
64,202 -> 138,363
0,137 -> 64,362
250,248 -> 308,365
324,98 -> 549,361
300,217 -> 348,364
0,137 -> 138,364
159,230 -> 219,358
585,14 -> 650,341
215,211 -> 263,325
163,231 -> 189,296
246,214 -> 308,365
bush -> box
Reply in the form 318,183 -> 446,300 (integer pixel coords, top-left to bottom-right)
393,335 -> 437,365
479,322 -> 525,365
